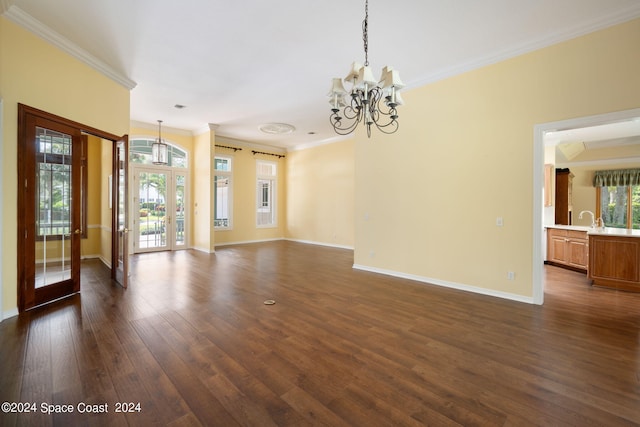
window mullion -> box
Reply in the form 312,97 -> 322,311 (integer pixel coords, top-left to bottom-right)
628,186 -> 633,229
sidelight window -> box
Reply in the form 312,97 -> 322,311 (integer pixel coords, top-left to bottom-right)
214,156 -> 233,229
256,160 -> 277,227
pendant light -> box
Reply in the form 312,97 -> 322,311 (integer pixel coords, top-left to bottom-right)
152,119 -> 168,165
327,0 -> 405,137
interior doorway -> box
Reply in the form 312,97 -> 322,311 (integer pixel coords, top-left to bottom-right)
532,107 -> 640,305
17,104 -> 129,312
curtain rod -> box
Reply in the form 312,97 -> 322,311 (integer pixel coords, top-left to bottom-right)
251,150 -> 285,158
215,144 -> 242,152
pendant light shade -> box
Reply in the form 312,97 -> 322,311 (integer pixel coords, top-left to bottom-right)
152,120 -> 168,165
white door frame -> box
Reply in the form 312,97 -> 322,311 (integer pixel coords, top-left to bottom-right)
131,165 -> 189,253
532,107 -> 640,305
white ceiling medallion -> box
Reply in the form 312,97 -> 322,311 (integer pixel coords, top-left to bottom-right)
259,123 -> 296,135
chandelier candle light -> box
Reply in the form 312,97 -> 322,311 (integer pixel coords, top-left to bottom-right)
152,119 -> 168,165
328,0 -> 405,137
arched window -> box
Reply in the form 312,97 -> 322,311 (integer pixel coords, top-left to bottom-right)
130,138 -> 188,168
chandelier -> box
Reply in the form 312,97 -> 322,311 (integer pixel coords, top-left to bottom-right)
328,0 -> 405,137
152,119 -> 168,165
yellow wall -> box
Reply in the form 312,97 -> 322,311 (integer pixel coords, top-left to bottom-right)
571,167 -> 598,227
286,139 -> 355,248
354,18 -> 640,300
192,129 -> 214,252
0,17 -> 130,316
83,135 -> 103,258
213,145 -> 287,246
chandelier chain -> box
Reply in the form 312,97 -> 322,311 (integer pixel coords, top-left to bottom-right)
362,0 -> 369,66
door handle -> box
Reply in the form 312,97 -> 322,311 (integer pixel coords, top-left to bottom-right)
74,229 -> 82,235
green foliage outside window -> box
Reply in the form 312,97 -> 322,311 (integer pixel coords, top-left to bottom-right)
600,185 -> 640,229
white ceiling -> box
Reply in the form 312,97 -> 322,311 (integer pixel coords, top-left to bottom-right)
546,119 -> 640,165
4,0 -> 640,150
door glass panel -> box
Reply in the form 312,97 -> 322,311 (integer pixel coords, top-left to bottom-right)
137,172 -> 168,250
35,127 -> 72,288
115,137 -> 129,288
118,143 -> 126,264
175,174 -> 186,247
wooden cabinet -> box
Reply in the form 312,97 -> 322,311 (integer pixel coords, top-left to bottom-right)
546,228 -> 588,272
589,234 -> 640,292
554,168 -> 573,225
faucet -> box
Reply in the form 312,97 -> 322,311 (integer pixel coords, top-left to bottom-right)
578,210 -> 595,228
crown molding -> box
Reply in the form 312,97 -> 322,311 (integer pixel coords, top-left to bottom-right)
129,120 -> 192,136
0,0 -> 13,14
407,4 -> 640,90
3,6 -> 137,90
288,134 -> 352,152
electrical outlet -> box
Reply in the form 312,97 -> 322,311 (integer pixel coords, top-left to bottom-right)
507,271 -> 515,280
496,217 -> 504,227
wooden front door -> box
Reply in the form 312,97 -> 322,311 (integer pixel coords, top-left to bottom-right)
18,108 -> 82,311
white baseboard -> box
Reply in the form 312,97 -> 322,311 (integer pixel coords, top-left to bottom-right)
98,256 -> 112,269
214,237 -> 283,248
352,263 -> 535,305
285,238 -> 353,250
196,238 -> 352,252
190,245 -> 215,254
2,307 -> 19,321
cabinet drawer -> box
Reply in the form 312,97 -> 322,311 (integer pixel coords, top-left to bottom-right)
567,230 -> 587,240
548,228 -> 567,237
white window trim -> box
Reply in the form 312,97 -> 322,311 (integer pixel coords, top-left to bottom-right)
256,160 -> 277,228
214,155 -> 233,230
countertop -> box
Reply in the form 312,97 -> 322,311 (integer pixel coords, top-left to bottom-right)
587,228 -> 640,238
545,224 -> 640,238
545,224 -> 591,232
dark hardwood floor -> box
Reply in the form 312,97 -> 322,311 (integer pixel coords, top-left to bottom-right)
1,241 -> 639,426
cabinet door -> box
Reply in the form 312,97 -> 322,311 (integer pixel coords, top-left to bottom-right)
548,235 -> 568,263
590,237 -> 640,282
567,239 -> 588,269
